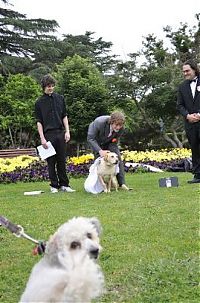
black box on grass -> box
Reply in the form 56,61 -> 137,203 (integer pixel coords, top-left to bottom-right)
159,177 -> 179,187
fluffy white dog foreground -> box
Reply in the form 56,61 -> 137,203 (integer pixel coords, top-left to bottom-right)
20,217 -> 104,303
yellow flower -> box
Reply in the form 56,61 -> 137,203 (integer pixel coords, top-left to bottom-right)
121,148 -> 191,162
0,155 -> 38,173
0,149 -> 192,173
67,154 -> 94,165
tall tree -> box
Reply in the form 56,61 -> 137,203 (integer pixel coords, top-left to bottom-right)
29,31 -> 117,80
107,15 -> 199,149
0,73 -> 40,147
59,31 -> 117,73
164,13 -> 200,64
0,0 -> 59,75
55,55 -> 109,151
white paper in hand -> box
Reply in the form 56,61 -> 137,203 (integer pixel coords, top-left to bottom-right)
37,141 -> 56,160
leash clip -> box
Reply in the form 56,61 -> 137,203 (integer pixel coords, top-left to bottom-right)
15,225 -> 39,244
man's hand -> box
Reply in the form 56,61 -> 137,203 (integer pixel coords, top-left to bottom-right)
99,150 -> 110,157
41,138 -> 48,149
186,113 -> 200,123
65,131 -> 70,143
195,113 -> 200,120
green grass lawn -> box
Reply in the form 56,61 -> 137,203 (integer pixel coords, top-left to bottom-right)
0,172 -> 199,303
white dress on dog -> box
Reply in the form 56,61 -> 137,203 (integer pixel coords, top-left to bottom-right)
84,158 -> 104,194
84,157 -> 119,194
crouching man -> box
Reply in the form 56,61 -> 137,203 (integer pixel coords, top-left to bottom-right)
87,111 -> 132,191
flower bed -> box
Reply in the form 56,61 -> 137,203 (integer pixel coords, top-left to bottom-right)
122,148 -> 192,173
0,149 -> 192,183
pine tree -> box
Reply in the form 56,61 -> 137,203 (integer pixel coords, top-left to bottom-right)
0,0 -> 59,74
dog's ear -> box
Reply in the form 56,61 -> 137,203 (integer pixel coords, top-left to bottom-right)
104,151 -> 110,162
45,233 -> 60,258
89,217 -> 102,236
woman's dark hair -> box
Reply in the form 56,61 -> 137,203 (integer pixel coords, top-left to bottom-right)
41,74 -> 56,90
183,59 -> 199,76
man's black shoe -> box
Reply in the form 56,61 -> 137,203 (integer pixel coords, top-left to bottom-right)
187,178 -> 200,184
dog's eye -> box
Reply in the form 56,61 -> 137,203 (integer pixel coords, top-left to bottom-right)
87,233 -> 92,239
70,241 -> 81,249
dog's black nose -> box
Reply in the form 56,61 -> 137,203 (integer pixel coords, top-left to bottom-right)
90,248 -> 99,259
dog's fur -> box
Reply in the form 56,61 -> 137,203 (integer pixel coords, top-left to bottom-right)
20,217 -> 104,303
97,151 -> 119,193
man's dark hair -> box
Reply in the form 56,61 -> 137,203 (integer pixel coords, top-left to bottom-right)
183,59 -> 200,76
41,74 -> 56,90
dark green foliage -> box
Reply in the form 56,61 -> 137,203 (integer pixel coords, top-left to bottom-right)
0,74 -> 40,147
0,2 -> 199,150
0,0 -> 59,75
107,15 -> 199,148
60,31 -> 116,73
55,55 -> 109,143
0,5 -> 58,56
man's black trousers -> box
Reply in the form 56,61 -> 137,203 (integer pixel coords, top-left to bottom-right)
185,122 -> 200,178
45,129 -> 69,188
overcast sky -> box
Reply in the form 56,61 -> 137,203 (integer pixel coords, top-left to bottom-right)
9,0 -> 200,59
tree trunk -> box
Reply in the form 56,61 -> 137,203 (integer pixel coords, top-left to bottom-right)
8,127 -> 15,148
76,143 -> 80,157
172,130 -> 183,147
162,132 -> 178,147
19,128 -> 22,146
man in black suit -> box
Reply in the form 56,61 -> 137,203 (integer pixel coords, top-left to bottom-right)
177,60 -> 200,183
87,111 -> 131,190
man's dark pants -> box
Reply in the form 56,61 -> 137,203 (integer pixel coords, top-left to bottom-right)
186,122 -> 200,178
45,130 -> 69,188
